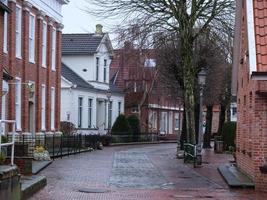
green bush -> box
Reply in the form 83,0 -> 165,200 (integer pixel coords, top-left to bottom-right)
222,122 -> 236,151
111,114 -> 132,135
1,135 -> 8,143
100,135 -> 112,146
127,115 -> 140,134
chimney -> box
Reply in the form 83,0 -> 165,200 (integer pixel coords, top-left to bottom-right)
95,24 -> 103,35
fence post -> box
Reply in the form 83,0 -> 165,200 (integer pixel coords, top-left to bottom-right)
60,135 -> 63,159
67,135 -> 70,157
22,134 -> 25,157
52,134 -> 55,160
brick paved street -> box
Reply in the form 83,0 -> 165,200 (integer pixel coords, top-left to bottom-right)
30,144 -> 267,200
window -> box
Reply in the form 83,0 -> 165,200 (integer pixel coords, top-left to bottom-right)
15,78 -> 21,130
118,102 -> 121,115
29,14 -> 35,63
160,112 -> 168,134
88,99 -> 92,128
3,0 -> 8,53
104,59 -> 107,82
41,85 -> 46,130
15,6 -> 22,58
51,27 -> 56,71
78,97 -> 83,128
96,57 -> 99,81
108,101 -> 112,129
42,22 -> 47,67
149,111 -> 157,130
174,113 -> 180,130
232,107 -> 237,116
51,88 -> 55,130
144,59 -> 156,68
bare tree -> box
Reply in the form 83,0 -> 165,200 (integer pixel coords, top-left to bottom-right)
86,0 -> 235,144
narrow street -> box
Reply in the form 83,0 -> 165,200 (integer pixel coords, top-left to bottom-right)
30,144 -> 266,200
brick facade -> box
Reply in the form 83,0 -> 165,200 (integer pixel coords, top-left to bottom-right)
234,0 -> 267,191
110,44 -> 183,135
2,0 -> 64,135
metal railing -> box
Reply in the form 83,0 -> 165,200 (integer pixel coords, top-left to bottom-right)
0,120 -> 16,166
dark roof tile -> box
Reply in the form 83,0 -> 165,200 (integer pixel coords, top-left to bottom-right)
62,33 -> 104,55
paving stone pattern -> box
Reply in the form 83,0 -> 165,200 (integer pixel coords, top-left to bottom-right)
30,144 -> 267,200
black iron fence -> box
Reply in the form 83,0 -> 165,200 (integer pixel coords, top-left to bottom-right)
5,132 -> 174,159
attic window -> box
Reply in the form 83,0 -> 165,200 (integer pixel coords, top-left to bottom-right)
83,69 -> 87,72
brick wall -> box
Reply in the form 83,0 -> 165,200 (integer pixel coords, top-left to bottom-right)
236,1 -> 267,192
0,9 -> 4,112
3,0 -> 62,134
111,46 -> 183,134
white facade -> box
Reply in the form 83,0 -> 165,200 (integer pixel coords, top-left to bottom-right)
61,79 -> 124,135
61,33 -> 124,135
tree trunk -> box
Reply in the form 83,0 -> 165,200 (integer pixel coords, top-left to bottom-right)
180,109 -> 187,150
217,104 -> 226,136
180,27 -> 196,144
203,105 -> 213,148
195,101 -> 200,144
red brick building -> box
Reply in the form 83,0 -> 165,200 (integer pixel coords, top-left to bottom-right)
110,44 -> 183,136
233,0 -> 267,191
1,0 -> 68,136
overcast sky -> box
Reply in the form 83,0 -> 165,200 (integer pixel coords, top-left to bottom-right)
62,0 -> 115,34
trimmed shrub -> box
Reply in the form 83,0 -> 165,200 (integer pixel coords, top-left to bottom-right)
111,114 -> 132,135
222,122 -> 236,151
60,121 -> 77,135
100,135 -> 112,146
127,115 -> 140,135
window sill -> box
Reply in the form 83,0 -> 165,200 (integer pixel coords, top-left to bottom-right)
42,65 -> 47,69
16,55 -> 22,60
29,60 -> 35,64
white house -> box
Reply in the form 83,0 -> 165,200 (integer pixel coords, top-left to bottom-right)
61,25 -> 125,135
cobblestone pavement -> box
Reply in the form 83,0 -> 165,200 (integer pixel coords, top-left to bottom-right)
30,144 -> 267,200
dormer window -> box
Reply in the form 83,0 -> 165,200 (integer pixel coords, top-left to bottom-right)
96,57 -> 99,81
104,59 -> 107,82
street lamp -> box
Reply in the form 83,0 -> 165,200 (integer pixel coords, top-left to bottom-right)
197,68 -> 207,165
106,89 -> 112,134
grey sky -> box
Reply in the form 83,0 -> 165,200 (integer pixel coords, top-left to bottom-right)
62,0 -> 115,34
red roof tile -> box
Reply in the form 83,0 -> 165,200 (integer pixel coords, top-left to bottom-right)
254,0 -> 267,71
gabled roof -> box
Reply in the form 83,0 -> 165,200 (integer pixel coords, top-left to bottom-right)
61,63 -> 94,89
62,33 -> 105,55
61,63 -> 124,95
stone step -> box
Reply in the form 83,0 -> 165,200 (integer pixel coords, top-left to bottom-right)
218,164 -> 255,188
32,160 -> 52,175
21,175 -> 47,200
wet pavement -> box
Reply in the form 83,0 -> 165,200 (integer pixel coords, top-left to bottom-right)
30,144 -> 267,200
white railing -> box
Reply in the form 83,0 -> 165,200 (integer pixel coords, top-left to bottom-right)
0,120 -> 16,166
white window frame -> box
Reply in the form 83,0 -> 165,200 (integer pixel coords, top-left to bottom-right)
96,57 -> 99,81
88,98 -> 92,128
15,78 -> 22,131
15,5 -> 22,58
104,59 -> 107,82
51,87 -> 55,130
41,84 -> 46,130
51,27 -> 56,71
78,97 -> 83,128
42,22 -> 47,68
108,101 -> 113,129
29,13 -> 35,63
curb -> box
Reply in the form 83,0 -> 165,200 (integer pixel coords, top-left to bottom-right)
109,141 -> 178,146
21,175 -> 47,200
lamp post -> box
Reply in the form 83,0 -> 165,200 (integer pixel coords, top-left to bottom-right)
106,89 -> 112,134
197,68 -> 207,165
